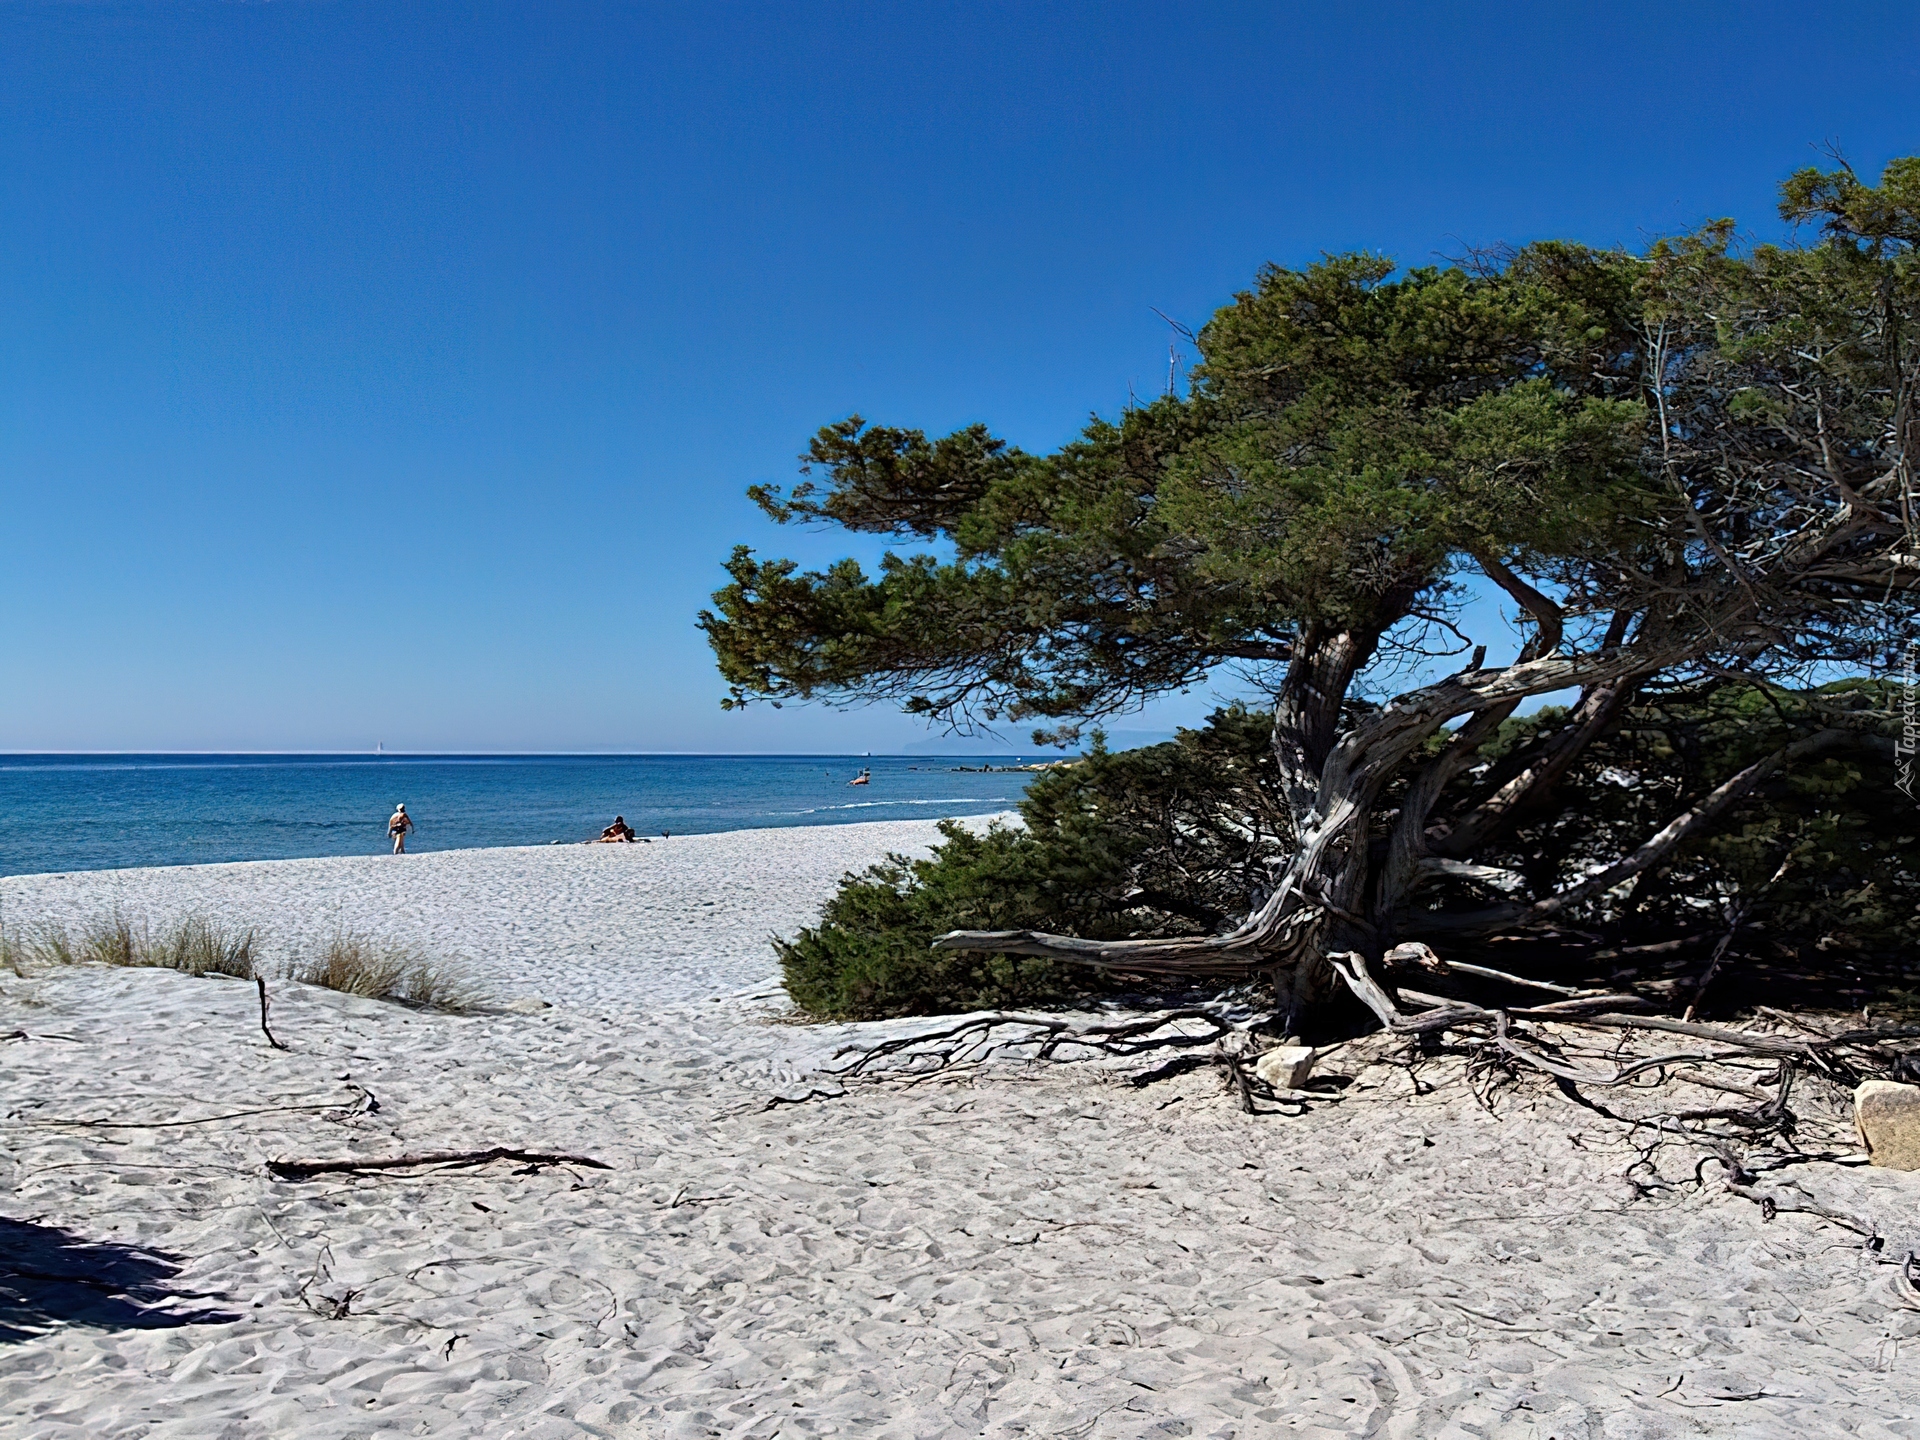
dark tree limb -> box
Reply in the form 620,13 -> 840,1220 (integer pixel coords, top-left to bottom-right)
1432,671 -> 1646,859
1473,550 -> 1565,654
267,1148 -> 612,1180
1682,850 -> 1794,1022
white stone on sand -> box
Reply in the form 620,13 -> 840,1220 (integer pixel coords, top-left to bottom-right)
1856,1080 -> 1920,1170
4,820 -> 1920,1437
1254,1044 -> 1317,1092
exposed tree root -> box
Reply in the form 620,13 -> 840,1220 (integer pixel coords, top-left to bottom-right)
1329,948 -> 1920,1085
825,1008 -> 1244,1079
814,1006 -> 1360,1115
809,959 -> 1917,1253
807,946 -> 1919,1259
1322,945 -> 1920,1247
823,1009 -> 1237,1111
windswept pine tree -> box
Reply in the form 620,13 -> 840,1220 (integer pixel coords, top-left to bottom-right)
704,157 -> 1919,1026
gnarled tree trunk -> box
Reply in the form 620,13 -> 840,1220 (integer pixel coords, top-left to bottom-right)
933,634 -> 1696,1026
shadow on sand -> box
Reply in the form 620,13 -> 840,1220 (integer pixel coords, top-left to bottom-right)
0,1215 -> 239,1342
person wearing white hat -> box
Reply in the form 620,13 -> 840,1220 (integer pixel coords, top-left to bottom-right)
388,803 -> 414,854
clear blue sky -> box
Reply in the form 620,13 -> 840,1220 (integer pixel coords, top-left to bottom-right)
2,2 -> 1915,753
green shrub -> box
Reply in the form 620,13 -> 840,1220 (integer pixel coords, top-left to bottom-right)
1460,679 -> 1918,958
779,821 -> 1092,1018
779,711 -> 1285,1018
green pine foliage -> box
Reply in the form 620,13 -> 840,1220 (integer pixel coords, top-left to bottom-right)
1472,682 -> 1914,958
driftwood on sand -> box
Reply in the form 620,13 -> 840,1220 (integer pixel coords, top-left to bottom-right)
267,1147 -> 612,1180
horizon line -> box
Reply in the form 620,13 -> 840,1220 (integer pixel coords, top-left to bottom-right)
0,748 -> 1072,758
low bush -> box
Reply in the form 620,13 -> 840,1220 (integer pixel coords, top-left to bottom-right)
778,821 -> 1087,1019
778,712 -> 1284,1019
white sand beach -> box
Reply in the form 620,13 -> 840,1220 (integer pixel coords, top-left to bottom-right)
4,820 -> 1920,1438
0,821 -> 979,1017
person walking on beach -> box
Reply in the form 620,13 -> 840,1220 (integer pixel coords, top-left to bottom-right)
388,803 -> 414,854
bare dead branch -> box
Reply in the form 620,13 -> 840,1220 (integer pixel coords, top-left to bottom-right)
1422,728 -> 1854,934
1473,551 -> 1565,654
257,976 -> 289,1051
40,1095 -> 364,1130
267,1148 -> 612,1181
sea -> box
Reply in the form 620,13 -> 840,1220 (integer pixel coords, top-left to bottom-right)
0,754 -> 1037,878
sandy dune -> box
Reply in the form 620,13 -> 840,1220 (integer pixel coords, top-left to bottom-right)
0,819 -> 973,1014
4,824 -> 1919,1438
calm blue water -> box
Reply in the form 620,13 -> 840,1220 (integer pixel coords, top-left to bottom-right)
0,755 -> 1037,877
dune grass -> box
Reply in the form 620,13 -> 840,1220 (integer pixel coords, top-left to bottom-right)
142,916 -> 260,978
0,918 -> 87,973
0,912 -> 258,979
294,932 -> 483,1012
1,927 -> 39,976
3,908 -> 483,1011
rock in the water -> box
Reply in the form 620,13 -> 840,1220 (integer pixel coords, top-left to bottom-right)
1254,1045 -> 1316,1091
1855,1080 -> 1920,1169
505,996 -> 553,1014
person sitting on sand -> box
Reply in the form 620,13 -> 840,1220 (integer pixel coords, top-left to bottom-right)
388,803 -> 413,854
596,815 -> 636,843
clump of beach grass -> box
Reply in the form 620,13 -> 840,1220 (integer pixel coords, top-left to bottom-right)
0,911 -> 257,979
294,932 -> 483,1012
142,916 -> 260,978
1,927 -> 41,976
80,912 -> 140,967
